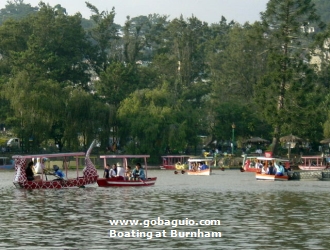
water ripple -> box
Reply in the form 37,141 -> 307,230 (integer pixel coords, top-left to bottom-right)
0,170 -> 330,249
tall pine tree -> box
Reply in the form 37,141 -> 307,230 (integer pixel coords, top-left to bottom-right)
257,0 -> 325,153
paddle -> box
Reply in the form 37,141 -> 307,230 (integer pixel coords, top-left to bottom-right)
140,178 -> 147,185
44,170 -> 64,181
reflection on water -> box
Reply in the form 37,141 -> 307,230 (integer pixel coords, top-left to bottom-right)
0,170 -> 330,249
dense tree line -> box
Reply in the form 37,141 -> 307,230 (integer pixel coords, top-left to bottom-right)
0,0 -> 330,160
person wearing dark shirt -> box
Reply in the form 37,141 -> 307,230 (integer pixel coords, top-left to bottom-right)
25,161 -> 34,181
267,162 -> 275,175
103,164 -> 110,178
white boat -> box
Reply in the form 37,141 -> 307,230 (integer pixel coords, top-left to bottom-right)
256,173 -> 289,181
186,158 -> 212,176
254,156 -> 290,181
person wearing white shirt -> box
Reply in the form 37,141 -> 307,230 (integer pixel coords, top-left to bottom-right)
34,158 -> 46,174
116,164 -> 125,180
109,164 -> 117,177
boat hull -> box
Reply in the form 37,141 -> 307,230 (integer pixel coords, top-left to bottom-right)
14,176 -> 99,189
97,177 -> 157,187
298,166 -> 327,171
243,167 -> 260,173
256,173 -> 288,181
187,169 -> 211,176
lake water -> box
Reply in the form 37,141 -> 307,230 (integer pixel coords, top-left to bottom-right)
1,169 -> 330,249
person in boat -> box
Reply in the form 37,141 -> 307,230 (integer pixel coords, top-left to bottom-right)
261,164 -> 268,174
125,166 -> 132,180
109,164 -> 117,178
103,164 -> 110,178
25,161 -> 35,181
132,162 -> 146,180
200,162 -> 209,170
189,162 -> 197,171
267,162 -> 275,175
34,158 -> 47,174
274,162 -> 284,176
53,165 -> 65,179
116,163 -> 125,180
284,162 -> 292,173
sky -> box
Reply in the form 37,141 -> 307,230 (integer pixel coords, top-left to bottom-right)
1,0 -> 269,25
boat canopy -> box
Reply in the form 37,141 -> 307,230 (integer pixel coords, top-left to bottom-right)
300,156 -> 323,159
188,158 -> 213,162
12,152 -> 86,159
100,155 -> 150,158
161,155 -> 194,158
256,157 -> 289,162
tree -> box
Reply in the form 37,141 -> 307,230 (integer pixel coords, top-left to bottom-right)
258,0 -> 325,153
85,2 -> 119,72
117,82 -> 202,158
0,0 -> 38,25
165,16 -> 209,92
1,2 -> 98,151
314,0 -> 330,24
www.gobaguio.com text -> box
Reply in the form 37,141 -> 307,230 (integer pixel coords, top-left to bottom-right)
109,217 -> 221,228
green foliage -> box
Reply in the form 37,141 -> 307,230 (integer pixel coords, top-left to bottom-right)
314,0 -> 330,25
0,0 -> 38,25
257,0 -> 325,152
118,83 -> 201,156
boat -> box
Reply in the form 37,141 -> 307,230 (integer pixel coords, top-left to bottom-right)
12,140 -> 98,189
256,173 -> 289,181
0,157 -> 14,170
255,156 -> 290,181
298,156 -> 328,170
241,154 -> 261,172
186,158 -> 212,176
96,155 -> 157,187
160,155 -> 194,170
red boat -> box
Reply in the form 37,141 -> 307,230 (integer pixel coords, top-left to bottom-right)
298,156 -> 328,170
12,140 -> 99,189
241,155 -> 261,173
160,155 -> 193,170
97,155 -> 157,187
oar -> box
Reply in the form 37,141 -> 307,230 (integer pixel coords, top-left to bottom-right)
139,178 -> 147,185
